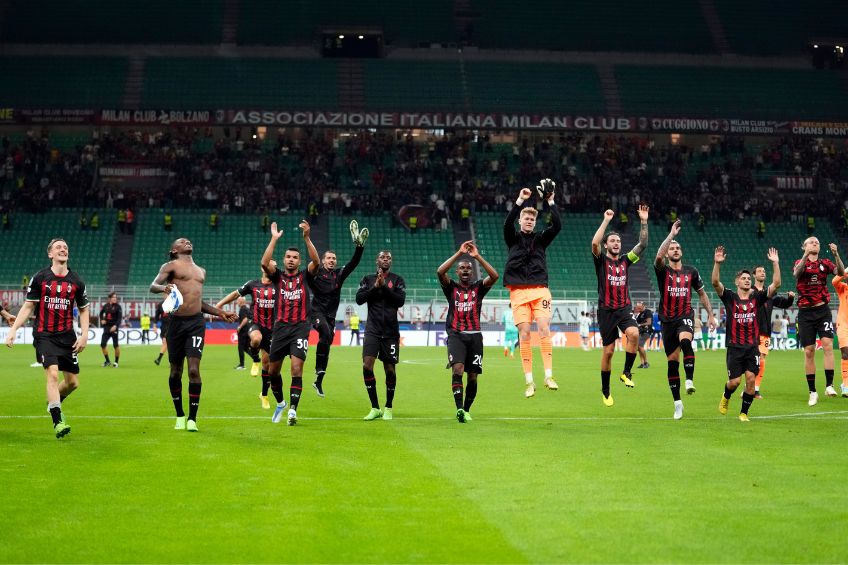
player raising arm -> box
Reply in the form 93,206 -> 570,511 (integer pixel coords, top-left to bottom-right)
436,240 -> 499,423
712,246 -> 780,422
503,180 -> 561,398
792,237 -> 845,405
653,219 -> 717,419
260,221 -> 320,426
591,204 -> 648,407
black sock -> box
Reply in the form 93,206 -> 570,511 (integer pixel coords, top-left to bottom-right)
290,376 -> 302,409
680,339 -> 695,381
451,373 -> 464,409
49,405 -> 62,425
104,354 -> 110,363
741,391 -> 754,414
270,373 -> 284,403
169,377 -> 184,417
261,371 -> 270,396
188,382 -> 201,421
363,368 -> 379,408
806,373 -> 816,392
156,352 -> 164,362
668,360 -> 681,401
464,377 -> 478,412
623,352 -> 637,374
315,370 -> 325,385
724,385 -> 733,400
601,370 -> 611,397
385,370 -> 396,409
825,369 -> 834,387
59,392 -> 67,402
249,348 -> 260,363
114,355 -> 119,365
315,342 -> 330,375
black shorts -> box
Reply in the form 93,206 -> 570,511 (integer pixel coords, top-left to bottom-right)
100,329 -> 119,348
661,316 -> 695,355
312,313 -> 336,344
797,304 -> 834,347
167,314 -> 206,364
248,324 -> 273,352
598,306 -> 638,346
446,332 -> 484,374
269,321 -> 311,362
363,334 -> 400,364
160,317 -> 171,340
726,345 -> 760,379
35,331 -> 79,373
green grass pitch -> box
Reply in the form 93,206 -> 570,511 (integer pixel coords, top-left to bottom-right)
2,344 -> 847,564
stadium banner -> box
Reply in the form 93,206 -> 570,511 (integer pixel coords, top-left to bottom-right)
774,176 -> 816,192
789,120 -> 848,137
2,108 -> 848,136
334,300 -> 586,325
338,329 -> 808,350
99,163 -> 170,179
6,108 -> 97,124
223,109 -> 638,131
98,109 -> 214,125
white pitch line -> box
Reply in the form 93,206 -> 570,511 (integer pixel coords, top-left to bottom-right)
1,411 -> 847,422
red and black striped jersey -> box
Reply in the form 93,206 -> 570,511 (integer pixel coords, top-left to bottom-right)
720,288 -> 768,347
441,280 -> 490,332
655,264 -> 704,322
237,279 -> 276,330
26,267 -> 88,334
594,253 -> 636,310
268,269 -> 310,324
794,258 -> 836,308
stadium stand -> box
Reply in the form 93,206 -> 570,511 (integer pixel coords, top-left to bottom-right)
0,0 -> 222,44
463,62 -> 604,114
714,0 -> 848,56
237,0 -> 455,46
0,210 -> 116,286
0,57 -> 128,108
363,60 -> 465,111
468,0 -> 713,53
474,211 -> 602,295
644,218 -> 841,293
327,214 -> 456,290
125,211 -> 298,289
615,65 -> 848,120
141,58 -> 339,109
